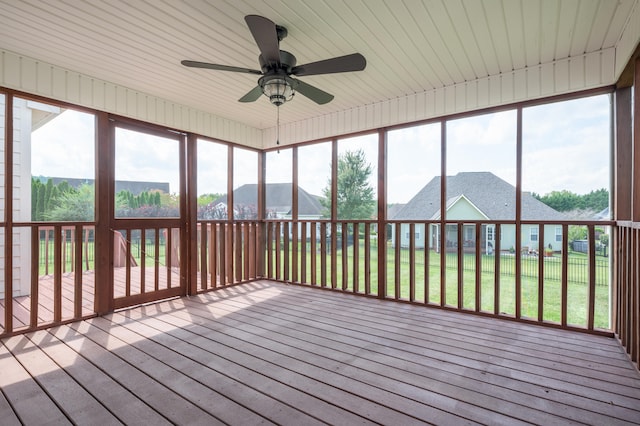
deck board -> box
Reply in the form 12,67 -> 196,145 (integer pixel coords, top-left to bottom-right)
1,280 -> 639,425
185,288 -> 637,424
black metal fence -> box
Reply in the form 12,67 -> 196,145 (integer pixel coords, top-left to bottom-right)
395,248 -> 609,287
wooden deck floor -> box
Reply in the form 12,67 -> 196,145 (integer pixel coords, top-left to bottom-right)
1,280 -> 639,425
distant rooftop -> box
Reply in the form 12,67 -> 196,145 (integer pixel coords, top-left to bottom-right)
392,172 -> 566,221
40,177 -> 170,195
214,183 -> 323,216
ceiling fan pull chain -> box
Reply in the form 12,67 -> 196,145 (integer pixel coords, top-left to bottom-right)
276,106 -> 280,153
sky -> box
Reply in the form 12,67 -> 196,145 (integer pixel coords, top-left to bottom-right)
31,93 -> 611,204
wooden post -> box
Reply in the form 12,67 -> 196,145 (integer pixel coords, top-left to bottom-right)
292,147 -> 298,283
377,130 -> 387,299
440,120 -> 447,307
94,111 -> 114,315
515,107 -> 523,319
186,133 -> 198,295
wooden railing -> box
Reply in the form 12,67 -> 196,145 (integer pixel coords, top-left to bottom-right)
615,221 -> 640,369
1,223 -> 96,336
111,222 -> 184,309
263,219 -> 614,334
0,218 -> 621,341
195,221 -> 260,291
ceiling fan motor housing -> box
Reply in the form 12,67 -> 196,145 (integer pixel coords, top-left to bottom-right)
259,50 -> 296,73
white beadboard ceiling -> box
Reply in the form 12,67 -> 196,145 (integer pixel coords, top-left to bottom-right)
0,0 -> 638,134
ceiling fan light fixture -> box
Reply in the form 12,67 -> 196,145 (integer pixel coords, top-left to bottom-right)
260,75 -> 294,106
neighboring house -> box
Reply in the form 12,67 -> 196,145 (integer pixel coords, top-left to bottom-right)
391,172 -> 567,254
211,183 -> 324,238
212,183 -> 323,219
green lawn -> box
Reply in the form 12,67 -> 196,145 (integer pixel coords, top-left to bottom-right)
270,241 -> 611,330
38,238 -> 167,276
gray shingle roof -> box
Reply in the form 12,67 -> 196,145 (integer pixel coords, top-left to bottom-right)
392,172 -> 566,221
214,183 -> 323,216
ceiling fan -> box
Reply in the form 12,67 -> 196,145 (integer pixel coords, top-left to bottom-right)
181,15 -> 367,106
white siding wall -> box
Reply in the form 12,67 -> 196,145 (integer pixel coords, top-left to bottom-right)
0,50 -> 262,148
264,49 -> 619,147
13,99 -> 32,297
0,98 -> 32,298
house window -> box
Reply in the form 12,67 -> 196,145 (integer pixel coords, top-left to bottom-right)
487,226 -> 494,240
405,232 -> 410,239
465,226 -> 474,241
530,227 -> 539,242
555,226 -> 562,242
415,232 -> 420,239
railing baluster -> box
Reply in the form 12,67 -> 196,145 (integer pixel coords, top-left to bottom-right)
154,228 -> 160,291
494,224 -> 501,315
267,222 -> 273,279
210,224 -> 217,288
283,222 -> 290,282
44,228 -> 50,276
301,222 -> 307,284
475,224 -> 481,312
236,222 -> 243,283
409,223 -> 416,302
292,221 -> 298,283
227,223 -> 234,286
310,222 -> 317,285
320,223 -> 327,287
538,225 -> 545,322
140,229 -> 146,294
394,222 -> 401,300
200,224 -> 208,290
219,224 -> 226,286
331,222 -> 337,289
457,222 -> 463,309
342,222 -> 348,291
30,226 -> 39,328
248,223 -> 256,279
54,225 -> 62,323
364,223 -> 371,295
588,225 -> 596,330
353,223 -> 359,294
424,222 -> 430,304
74,225 -> 83,318
125,230 -> 132,296
275,222 -> 282,281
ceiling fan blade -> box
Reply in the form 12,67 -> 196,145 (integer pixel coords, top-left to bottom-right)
293,79 -> 334,105
245,15 -> 281,66
181,60 -> 262,75
291,53 -> 366,76
238,85 -> 263,103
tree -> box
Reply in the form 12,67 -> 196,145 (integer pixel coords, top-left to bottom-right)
533,188 -> 609,213
197,193 -> 224,207
533,190 -> 582,211
321,149 -> 375,220
45,183 -> 94,221
582,188 -> 609,212
31,177 -> 78,221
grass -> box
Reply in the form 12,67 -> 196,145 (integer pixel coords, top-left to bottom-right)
38,239 -> 167,276
269,241 -> 611,330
